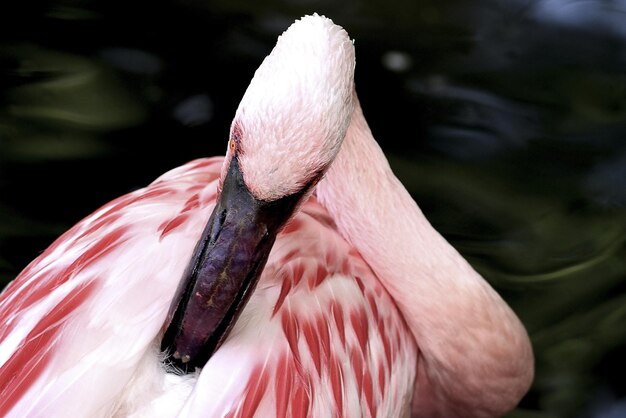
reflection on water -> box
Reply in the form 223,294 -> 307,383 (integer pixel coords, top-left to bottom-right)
1,0 -> 625,416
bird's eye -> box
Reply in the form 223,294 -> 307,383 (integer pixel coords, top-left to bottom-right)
229,123 -> 243,155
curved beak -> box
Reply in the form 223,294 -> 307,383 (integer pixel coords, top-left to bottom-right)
161,157 -> 303,370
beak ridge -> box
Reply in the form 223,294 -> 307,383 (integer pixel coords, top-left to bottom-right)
161,157 -> 301,369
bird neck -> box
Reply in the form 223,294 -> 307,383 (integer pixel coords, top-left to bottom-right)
316,96 -> 533,416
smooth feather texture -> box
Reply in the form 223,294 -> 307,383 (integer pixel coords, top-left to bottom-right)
318,97 -> 534,417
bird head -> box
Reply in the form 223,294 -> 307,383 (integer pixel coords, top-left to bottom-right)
225,14 -> 355,200
162,15 -> 355,369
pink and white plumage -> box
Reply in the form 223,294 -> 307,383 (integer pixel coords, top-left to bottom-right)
0,14 -> 533,418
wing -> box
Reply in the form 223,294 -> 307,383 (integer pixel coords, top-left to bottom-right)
0,157 -> 223,418
177,196 -> 418,418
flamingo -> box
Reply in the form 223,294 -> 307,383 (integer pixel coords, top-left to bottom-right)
0,15 -> 533,418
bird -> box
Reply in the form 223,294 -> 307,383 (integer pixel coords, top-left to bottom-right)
0,14 -> 533,418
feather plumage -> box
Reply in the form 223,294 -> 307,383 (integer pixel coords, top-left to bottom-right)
0,13 -> 533,418
0,157 -> 417,417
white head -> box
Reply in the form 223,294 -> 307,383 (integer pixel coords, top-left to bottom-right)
226,14 -> 355,201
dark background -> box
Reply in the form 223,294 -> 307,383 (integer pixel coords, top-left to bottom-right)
1,1 -> 625,417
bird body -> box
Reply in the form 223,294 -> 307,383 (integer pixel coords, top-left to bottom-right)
0,156 -> 417,417
0,14 -> 533,418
